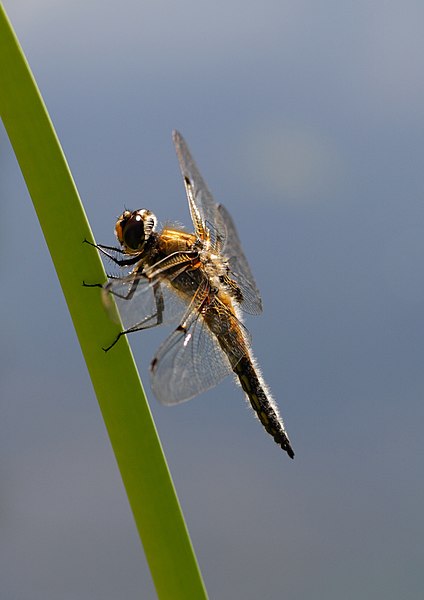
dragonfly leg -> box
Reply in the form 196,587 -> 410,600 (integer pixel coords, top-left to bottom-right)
104,262 -> 148,301
82,281 -> 103,289
103,282 -> 165,352
83,238 -> 141,267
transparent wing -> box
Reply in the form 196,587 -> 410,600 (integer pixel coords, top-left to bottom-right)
103,271 -> 189,331
217,203 -> 263,315
173,130 -> 227,250
150,289 -> 250,405
173,131 -> 263,315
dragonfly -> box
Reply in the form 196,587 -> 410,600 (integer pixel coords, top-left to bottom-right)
85,131 -> 294,458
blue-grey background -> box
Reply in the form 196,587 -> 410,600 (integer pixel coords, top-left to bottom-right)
1,2 -> 423,599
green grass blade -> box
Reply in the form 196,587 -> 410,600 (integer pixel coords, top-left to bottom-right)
0,5 -> 208,599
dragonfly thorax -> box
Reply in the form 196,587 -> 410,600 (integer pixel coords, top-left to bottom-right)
200,249 -> 230,286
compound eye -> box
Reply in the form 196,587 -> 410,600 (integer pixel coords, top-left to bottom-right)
122,215 -> 145,251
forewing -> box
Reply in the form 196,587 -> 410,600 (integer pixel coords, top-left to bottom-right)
173,130 -> 227,250
218,203 -> 263,315
173,131 -> 263,315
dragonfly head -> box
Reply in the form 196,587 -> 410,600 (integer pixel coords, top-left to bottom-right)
115,209 -> 157,254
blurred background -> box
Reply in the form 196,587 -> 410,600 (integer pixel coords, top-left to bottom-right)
1,2 -> 423,598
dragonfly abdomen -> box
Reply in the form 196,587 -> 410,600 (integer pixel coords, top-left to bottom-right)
233,356 -> 294,459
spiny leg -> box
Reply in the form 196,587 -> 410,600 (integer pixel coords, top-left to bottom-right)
83,238 -> 141,267
102,282 -> 165,352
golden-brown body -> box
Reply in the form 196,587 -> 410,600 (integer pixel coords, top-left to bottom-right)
91,131 -> 294,458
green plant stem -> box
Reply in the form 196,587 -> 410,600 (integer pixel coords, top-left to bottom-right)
0,4 -> 208,599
